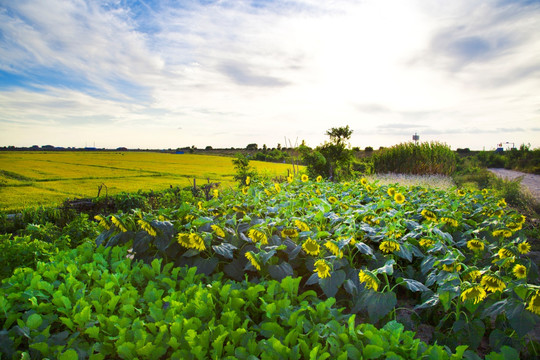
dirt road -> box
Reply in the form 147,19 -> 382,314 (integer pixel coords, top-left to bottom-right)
488,168 -> 540,203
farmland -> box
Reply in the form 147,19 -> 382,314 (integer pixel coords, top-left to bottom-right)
0,148 -> 539,359
0,151 -> 296,211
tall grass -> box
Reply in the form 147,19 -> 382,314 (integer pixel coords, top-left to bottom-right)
373,141 -> 456,175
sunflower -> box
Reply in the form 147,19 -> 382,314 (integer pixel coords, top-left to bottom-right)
274,183 -> 281,192
442,262 -> 462,272
464,269 -> 482,282
316,175 -> 322,183
94,215 -> 110,230
440,217 -> 458,228
358,270 -> 379,291
287,175 -> 293,183
379,240 -> 400,253
421,209 -> 437,222
242,187 -> 249,195
325,241 -> 343,258
211,225 -> 226,238
513,264 -> 527,279
314,260 -> 331,279
518,242 -> 531,254
212,189 -> 219,198
481,274 -> 506,292
527,292 -> 540,315
517,215 -> 526,224
360,178 -> 368,186
264,189 -> 272,196
481,188 -> 489,196
419,238 -> 435,248
197,201 -> 203,210
366,185 -> 374,192
328,196 -> 338,204
363,215 -> 380,226
506,222 -> 522,232
245,176 -> 251,185
111,216 -> 128,232
387,187 -> 396,197
189,233 -> 206,251
497,199 -> 507,207
467,239 -> 485,252
301,174 -> 309,182
138,219 -> 157,236
177,233 -> 206,251
248,228 -> 268,245
457,189 -> 466,197
316,189 -> 322,196
460,285 -> 487,304
294,220 -> 310,232
245,252 -> 261,271
393,192 -> 405,204
302,238 -> 320,256
177,233 -> 191,248
281,228 -> 299,239
497,248 -> 514,259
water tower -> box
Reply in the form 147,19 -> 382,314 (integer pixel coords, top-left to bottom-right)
412,133 -> 420,144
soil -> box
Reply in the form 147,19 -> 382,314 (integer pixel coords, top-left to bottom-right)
488,168 -> 540,203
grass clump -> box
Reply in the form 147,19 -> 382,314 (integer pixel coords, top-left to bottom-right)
373,141 -> 456,176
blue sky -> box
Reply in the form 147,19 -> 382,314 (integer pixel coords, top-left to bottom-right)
0,0 -> 539,150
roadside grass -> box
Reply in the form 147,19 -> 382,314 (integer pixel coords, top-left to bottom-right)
368,173 -> 455,190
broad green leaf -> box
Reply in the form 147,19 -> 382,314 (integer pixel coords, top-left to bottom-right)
395,243 -> 413,262
58,349 -> 79,360
364,291 -> 397,323
363,344 -> 384,359
268,262 -> 294,281
212,243 -> 237,259
319,270 -> 346,298
26,313 -> 42,330
193,257 -> 219,276
398,278 -> 430,292
354,242 -> 375,259
506,299 -> 537,337
374,259 -> 395,275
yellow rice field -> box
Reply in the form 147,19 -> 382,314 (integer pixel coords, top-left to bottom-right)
0,151 -> 297,211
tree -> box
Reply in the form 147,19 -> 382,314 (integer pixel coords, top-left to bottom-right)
300,126 -> 354,181
246,143 -> 258,151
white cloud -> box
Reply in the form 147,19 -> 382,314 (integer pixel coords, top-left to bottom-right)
0,0 -> 539,150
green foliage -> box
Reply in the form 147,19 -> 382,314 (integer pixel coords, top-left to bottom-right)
0,244 -> 517,359
232,153 -> 257,186
0,235 -> 55,279
475,145 -> 540,174
300,126 -> 354,181
373,141 -> 457,175
92,175 -> 539,356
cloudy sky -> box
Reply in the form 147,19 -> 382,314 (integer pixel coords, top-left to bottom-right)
0,0 -> 539,150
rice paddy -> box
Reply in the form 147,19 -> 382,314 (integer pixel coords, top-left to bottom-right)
0,151 -> 296,211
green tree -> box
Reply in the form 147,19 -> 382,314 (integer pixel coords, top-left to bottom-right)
300,126 -> 354,181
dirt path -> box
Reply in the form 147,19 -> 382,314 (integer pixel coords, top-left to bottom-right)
488,168 -> 540,203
